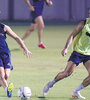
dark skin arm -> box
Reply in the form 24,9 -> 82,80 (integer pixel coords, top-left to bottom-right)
61,21 -> 85,56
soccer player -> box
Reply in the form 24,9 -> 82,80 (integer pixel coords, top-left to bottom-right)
0,23 -> 32,97
43,18 -> 90,99
22,0 -> 53,49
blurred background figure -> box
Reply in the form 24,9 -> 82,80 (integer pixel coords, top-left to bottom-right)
22,0 -> 53,49
88,8 -> 90,17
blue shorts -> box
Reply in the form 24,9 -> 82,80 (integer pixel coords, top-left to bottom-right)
0,52 -> 13,70
68,51 -> 90,66
31,1 -> 44,23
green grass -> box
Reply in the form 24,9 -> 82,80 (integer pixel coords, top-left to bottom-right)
0,25 -> 90,100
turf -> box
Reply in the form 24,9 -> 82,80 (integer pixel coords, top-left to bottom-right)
0,25 -> 90,100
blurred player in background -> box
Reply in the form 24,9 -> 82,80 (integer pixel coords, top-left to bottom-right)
43,18 -> 90,99
88,8 -> 90,17
0,23 -> 32,97
22,0 -> 53,49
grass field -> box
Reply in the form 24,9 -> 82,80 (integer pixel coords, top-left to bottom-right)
0,25 -> 90,100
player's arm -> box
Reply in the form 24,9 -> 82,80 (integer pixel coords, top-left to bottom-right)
4,25 -> 32,57
45,0 -> 53,6
24,0 -> 34,11
61,21 -> 84,56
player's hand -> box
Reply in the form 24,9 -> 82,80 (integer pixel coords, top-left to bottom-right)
30,6 -> 35,11
46,0 -> 53,6
61,48 -> 68,56
49,1 -> 53,6
24,50 -> 32,58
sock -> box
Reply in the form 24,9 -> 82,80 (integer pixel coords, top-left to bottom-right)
39,42 -> 43,44
5,86 -> 8,92
49,79 -> 56,87
74,84 -> 85,93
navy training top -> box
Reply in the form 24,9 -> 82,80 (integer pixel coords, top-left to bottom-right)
0,23 -> 10,54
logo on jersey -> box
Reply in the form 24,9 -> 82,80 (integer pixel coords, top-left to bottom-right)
7,63 -> 11,66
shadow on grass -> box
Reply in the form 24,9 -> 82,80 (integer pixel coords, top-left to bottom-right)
69,97 -> 78,100
0,95 -> 79,100
38,96 -> 79,100
0,95 -> 17,97
38,96 -> 49,100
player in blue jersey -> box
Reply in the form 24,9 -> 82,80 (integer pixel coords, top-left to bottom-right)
0,23 -> 32,98
22,0 -> 53,49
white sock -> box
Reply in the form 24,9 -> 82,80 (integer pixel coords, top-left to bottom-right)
5,86 -> 8,92
74,84 -> 85,93
50,79 -> 56,87
39,42 -> 43,44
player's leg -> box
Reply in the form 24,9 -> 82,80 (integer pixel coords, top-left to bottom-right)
0,58 -> 5,87
82,60 -> 90,87
0,72 -> 3,87
43,61 -> 76,96
0,67 -> 13,97
0,67 -> 8,88
2,53 -> 14,98
55,61 -> 76,81
72,60 -> 90,99
35,16 -> 46,49
4,69 -> 14,97
22,23 -> 37,41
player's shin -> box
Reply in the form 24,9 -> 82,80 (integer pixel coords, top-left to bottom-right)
54,71 -> 67,82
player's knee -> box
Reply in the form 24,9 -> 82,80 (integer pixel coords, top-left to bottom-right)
39,24 -> 45,30
29,26 -> 36,32
0,75 -> 5,81
33,26 -> 36,31
29,28 -> 35,32
41,24 -> 45,29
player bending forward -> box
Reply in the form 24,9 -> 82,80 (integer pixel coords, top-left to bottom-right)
43,18 -> 90,99
0,23 -> 32,97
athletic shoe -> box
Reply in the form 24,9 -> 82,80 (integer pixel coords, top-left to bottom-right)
38,44 -> 46,49
72,91 -> 86,99
43,81 -> 54,96
7,83 -> 14,97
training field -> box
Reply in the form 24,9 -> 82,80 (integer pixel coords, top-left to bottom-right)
0,25 -> 90,100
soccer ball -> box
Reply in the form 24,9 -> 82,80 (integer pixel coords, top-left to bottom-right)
17,86 -> 31,100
